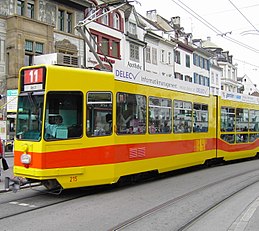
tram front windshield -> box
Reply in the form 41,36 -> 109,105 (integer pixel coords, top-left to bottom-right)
16,93 -> 44,141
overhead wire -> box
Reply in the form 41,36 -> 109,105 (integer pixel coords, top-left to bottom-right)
233,58 -> 259,69
171,0 -> 259,53
203,3 -> 259,16
228,0 -> 259,33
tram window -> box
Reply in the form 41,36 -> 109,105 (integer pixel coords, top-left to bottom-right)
236,108 -> 248,132
220,107 -> 235,132
116,92 -> 146,135
148,97 -> 172,134
44,91 -> 83,140
173,100 -> 192,133
249,110 -> 259,132
16,94 -> 44,141
236,134 -> 248,143
87,92 -> 112,137
249,133 -> 259,142
221,134 -> 234,144
193,103 -> 208,133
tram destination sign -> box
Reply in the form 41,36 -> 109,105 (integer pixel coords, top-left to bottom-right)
21,67 -> 46,92
113,63 -> 210,97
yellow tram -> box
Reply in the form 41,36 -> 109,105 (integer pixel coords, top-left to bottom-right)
6,64 -> 259,191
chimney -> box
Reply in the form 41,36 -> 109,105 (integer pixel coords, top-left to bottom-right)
207,36 -> 211,41
171,16 -> 180,28
146,10 -> 157,22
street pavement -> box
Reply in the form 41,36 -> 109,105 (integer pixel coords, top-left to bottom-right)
1,154 -> 259,230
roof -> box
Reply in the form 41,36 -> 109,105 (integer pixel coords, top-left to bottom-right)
251,91 -> 259,97
202,39 -> 221,50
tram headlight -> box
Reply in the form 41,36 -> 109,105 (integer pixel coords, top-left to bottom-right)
21,153 -> 31,165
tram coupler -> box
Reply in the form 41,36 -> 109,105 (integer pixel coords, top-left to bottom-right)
5,177 -> 28,193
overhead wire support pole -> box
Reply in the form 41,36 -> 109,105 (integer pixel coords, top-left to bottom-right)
77,3 -> 126,28
76,26 -> 107,70
75,1 -> 127,71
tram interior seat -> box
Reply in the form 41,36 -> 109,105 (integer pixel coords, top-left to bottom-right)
68,124 -> 82,138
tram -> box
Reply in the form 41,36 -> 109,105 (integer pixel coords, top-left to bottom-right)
5,64 -> 259,191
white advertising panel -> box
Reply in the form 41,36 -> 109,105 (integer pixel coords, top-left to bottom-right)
221,91 -> 259,105
113,63 -> 210,97
7,89 -> 18,112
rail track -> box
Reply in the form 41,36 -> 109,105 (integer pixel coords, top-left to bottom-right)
109,167 -> 259,230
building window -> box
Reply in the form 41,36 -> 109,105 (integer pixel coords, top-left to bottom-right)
112,41 -> 119,57
17,0 -> 25,16
146,46 -> 151,63
67,12 -> 73,33
168,52 -> 171,64
199,75 -> 204,85
91,31 -> 120,59
175,72 -> 183,80
27,0 -> 34,19
24,40 -> 44,66
186,54 -> 190,67
130,43 -> 139,62
129,22 -> 137,35
58,9 -> 73,33
25,40 -> 33,52
194,73 -> 199,84
101,37 -> 109,56
204,77 -> 210,86
204,59 -> 208,70
35,42 -> 43,54
86,7 -> 97,20
101,8 -> 109,25
58,9 -> 65,31
199,56 -> 203,68
113,13 -> 120,30
152,47 -> 157,65
185,75 -> 192,82
193,53 -> 200,66
175,50 -> 181,64
161,49 -> 165,63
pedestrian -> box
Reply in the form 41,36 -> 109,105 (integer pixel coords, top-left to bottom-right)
0,138 -> 9,181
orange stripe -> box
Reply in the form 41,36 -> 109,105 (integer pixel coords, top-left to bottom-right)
218,139 -> 259,152
15,138 -> 216,169
14,137 -> 257,169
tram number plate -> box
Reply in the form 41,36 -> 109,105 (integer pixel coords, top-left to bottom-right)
70,176 -> 78,182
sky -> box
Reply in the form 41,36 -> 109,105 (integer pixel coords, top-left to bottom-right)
134,0 -> 259,87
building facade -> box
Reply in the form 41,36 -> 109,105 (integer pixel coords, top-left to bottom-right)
238,74 -> 259,95
0,0 -> 257,139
